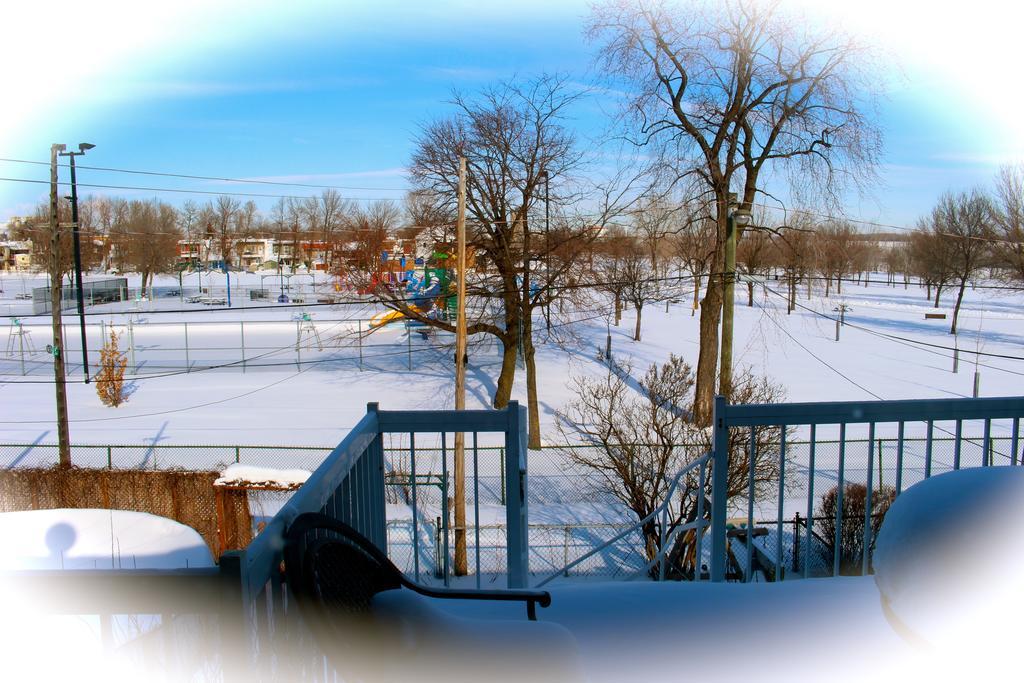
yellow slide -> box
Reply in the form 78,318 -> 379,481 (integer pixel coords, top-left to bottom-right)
369,310 -> 409,328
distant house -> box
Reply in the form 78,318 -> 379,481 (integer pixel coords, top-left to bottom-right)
0,239 -> 32,271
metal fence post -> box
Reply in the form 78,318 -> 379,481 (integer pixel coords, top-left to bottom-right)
235,446 -> 241,464
710,395 -> 729,583
107,445 -> 112,469
357,319 -> 363,371
128,319 -> 136,373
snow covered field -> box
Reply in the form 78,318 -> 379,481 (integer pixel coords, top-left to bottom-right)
2,271 -> 1021,448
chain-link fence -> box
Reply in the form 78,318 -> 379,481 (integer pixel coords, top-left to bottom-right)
1,315 -> 506,378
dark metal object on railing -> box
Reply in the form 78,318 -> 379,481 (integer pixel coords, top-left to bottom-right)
284,512 -> 549,621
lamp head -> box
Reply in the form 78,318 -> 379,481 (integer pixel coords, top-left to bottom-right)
78,143 -> 95,152
733,209 -> 752,227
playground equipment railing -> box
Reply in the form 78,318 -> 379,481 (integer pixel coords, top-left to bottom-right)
710,394 -> 1024,582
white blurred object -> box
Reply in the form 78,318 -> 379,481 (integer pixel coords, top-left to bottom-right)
874,467 -> 1024,674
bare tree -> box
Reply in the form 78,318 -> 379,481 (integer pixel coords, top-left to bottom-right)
557,355 -> 786,577
817,221 -> 863,296
588,0 -> 881,420
620,237 -> 664,341
992,164 -> 1024,284
736,227 -> 770,307
403,75 -> 635,449
929,190 -> 993,334
670,204 -> 716,316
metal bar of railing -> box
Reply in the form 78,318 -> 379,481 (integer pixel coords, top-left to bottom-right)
954,419 -> 963,470
473,431 -> 481,589
804,423 -> 816,579
746,427 -> 756,581
833,423 -> 846,577
896,422 -> 905,494
1013,418 -> 1021,467
983,418 -> 992,466
441,431 -> 450,587
925,421 -> 934,478
410,432 -> 420,582
695,458 -> 707,582
776,427 -> 786,578
862,422 -> 875,576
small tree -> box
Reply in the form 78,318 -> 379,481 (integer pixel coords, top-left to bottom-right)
814,482 -> 895,575
96,329 -> 128,407
558,355 -> 786,578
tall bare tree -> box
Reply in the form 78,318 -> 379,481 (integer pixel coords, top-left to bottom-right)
588,0 -> 881,420
928,190 -> 993,334
992,164 -> 1024,284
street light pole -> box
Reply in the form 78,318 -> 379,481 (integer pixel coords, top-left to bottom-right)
59,143 -> 95,383
719,192 -> 750,399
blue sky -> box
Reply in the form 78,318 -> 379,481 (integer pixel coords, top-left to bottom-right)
1,0 -> 1021,228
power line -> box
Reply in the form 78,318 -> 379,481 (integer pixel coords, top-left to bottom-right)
0,157 -> 409,192
0,176 -> 405,202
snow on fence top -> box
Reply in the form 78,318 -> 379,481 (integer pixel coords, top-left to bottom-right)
215,463 -> 311,490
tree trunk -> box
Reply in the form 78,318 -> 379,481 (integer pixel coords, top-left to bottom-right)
747,281 -> 754,307
692,267 -> 724,425
837,276 -> 842,295
934,285 -> 943,308
692,275 -> 700,316
140,268 -> 151,298
633,303 -> 643,342
950,278 -> 968,335
493,336 -> 517,409
614,291 -> 621,325
825,277 -> 831,298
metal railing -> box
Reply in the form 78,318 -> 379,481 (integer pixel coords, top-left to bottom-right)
710,394 -> 1024,582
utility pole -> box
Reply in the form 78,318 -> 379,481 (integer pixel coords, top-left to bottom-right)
49,144 -> 72,468
718,193 -> 750,398
453,157 -> 468,576
832,304 -> 851,342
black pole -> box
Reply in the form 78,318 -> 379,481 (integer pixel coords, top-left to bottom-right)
544,172 -> 551,334
68,153 -> 90,383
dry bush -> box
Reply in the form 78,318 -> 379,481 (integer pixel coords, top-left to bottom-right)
96,328 -> 128,407
814,482 -> 896,575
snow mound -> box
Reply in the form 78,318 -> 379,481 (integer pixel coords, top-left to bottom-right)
0,508 -> 214,570
215,463 -> 311,489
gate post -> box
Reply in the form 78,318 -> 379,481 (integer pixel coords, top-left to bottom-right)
710,395 -> 729,582
504,401 -> 528,588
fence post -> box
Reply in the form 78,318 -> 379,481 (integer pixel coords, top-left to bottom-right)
184,322 -> 190,373
235,446 -> 241,464
357,319 -> 363,371
128,319 -> 136,373
710,395 -> 729,583
107,445 -> 112,469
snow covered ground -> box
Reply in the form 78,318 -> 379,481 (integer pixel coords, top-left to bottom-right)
2,271 -> 1021,448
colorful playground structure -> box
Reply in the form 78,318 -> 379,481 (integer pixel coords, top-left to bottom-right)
368,268 -> 452,329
